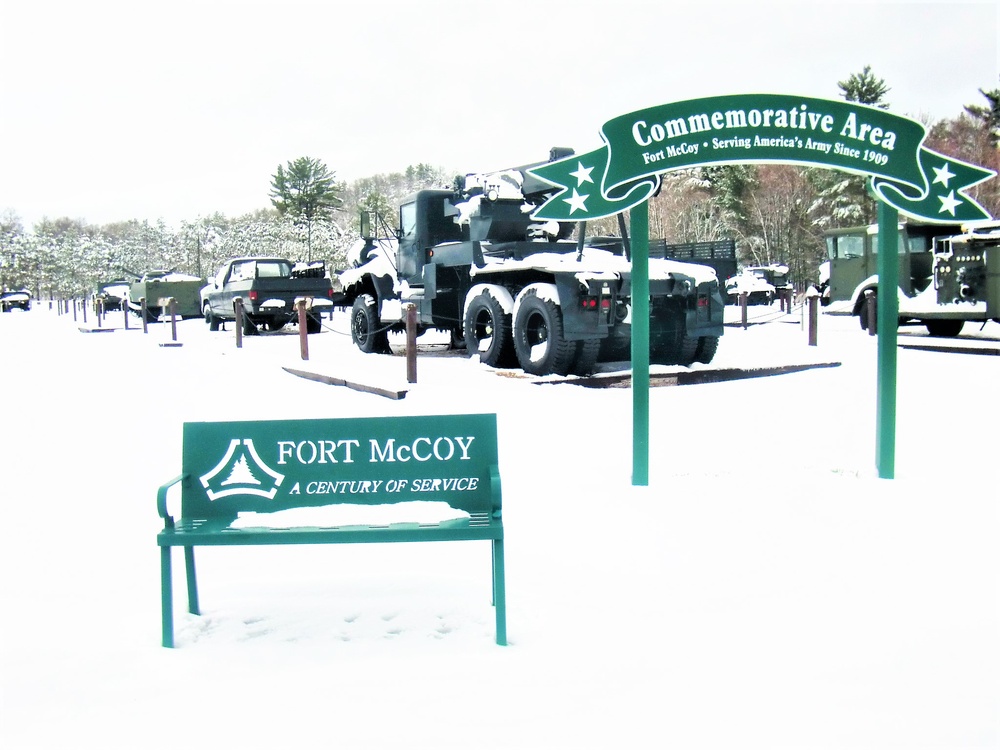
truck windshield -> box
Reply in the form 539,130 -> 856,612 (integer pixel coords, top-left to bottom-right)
256,261 -> 292,278
400,202 -> 417,241
827,235 -> 864,259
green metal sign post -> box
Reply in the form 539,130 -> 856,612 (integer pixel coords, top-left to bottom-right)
630,201 -> 650,485
875,202 -> 899,479
527,94 -> 994,484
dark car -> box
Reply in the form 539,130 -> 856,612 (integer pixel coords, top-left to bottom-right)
0,289 -> 32,312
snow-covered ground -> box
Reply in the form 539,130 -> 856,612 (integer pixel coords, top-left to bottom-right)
0,302 -> 996,749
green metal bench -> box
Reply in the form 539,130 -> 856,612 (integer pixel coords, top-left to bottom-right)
157,413 -> 506,647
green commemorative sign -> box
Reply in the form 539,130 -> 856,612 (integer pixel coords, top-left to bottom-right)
528,93 -> 995,224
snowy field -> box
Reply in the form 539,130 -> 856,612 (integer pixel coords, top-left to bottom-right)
0,302 -> 997,749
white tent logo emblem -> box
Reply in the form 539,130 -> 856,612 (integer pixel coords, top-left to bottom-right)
200,438 -> 285,501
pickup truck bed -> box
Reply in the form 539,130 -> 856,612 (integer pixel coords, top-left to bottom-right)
201,257 -> 334,334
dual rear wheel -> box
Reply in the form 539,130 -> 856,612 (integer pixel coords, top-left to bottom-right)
464,288 -> 591,376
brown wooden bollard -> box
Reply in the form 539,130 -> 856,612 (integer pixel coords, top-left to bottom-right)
96,297 -> 104,328
234,297 -> 244,349
296,299 -> 309,361
865,290 -> 877,336
740,291 -> 748,330
169,298 -> 178,341
808,294 -> 819,346
82,298 -> 87,324
123,300 -> 129,330
140,297 -> 149,334
405,303 -> 417,384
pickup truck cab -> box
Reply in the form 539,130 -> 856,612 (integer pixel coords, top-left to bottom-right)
201,257 -> 334,334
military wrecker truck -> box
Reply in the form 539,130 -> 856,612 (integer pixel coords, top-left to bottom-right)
849,221 -> 1000,336
337,148 -> 724,376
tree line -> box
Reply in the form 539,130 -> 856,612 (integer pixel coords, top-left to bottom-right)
2,68 -> 998,299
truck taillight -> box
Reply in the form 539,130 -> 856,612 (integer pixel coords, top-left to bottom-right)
580,297 -> 612,311
697,296 -> 709,308
249,290 -> 258,302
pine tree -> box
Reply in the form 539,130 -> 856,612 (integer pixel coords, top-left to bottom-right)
837,65 -> 891,108
964,82 -> 1000,147
808,65 -> 891,229
270,157 -> 343,261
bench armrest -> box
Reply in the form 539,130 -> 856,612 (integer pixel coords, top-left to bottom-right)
157,474 -> 186,528
489,464 -> 503,520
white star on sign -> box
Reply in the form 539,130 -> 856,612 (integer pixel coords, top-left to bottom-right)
932,163 -> 955,187
938,190 -> 962,216
570,161 -> 595,186
564,188 -> 589,214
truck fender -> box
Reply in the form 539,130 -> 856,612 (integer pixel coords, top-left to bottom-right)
849,275 -> 879,314
849,275 -> 909,315
512,282 -> 560,323
464,283 -> 515,318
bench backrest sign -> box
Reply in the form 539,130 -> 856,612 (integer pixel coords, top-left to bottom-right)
180,413 -> 499,521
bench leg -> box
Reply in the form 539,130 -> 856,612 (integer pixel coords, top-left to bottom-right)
184,546 -> 200,616
161,547 -> 174,648
492,538 -> 507,646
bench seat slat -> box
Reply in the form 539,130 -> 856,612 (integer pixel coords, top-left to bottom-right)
159,517 -> 502,546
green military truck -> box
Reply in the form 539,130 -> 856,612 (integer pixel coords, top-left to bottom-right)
846,221 -> 1000,336
128,271 -> 206,319
336,148 -> 724,376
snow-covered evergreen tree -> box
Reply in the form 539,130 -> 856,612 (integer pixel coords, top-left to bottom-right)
807,65 -> 890,230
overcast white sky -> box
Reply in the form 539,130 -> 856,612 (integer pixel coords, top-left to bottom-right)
1,0 -> 997,229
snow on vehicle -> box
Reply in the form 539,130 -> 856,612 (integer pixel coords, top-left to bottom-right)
0,289 -> 31,312
725,270 -> 775,306
849,221 -> 1000,336
337,148 -> 724,376
818,220 -> 963,308
127,270 -> 206,320
94,279 -> 131,312
725,264 -> 792,305
201,257 -> 334,334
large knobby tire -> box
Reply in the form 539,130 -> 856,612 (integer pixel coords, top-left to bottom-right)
571,339 -> 601,376
650,303 -> 699,366
449,327 -> 466,351
598,326 -> 631,363
204,303 -> 221,331
464,292 -> 516,368
858,292 -> 875,332
306,312 -> 322,334
513,289 -> 575,376
351,295 -> 390,353
694,335 -> 720,364
242,314 -> 259,336
924,319 -> 964,337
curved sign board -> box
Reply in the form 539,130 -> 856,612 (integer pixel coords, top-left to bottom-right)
528,94 -> 995,224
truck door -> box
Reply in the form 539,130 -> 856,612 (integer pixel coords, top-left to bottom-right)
219,260 -> 253,312
826,233 -> 867,302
